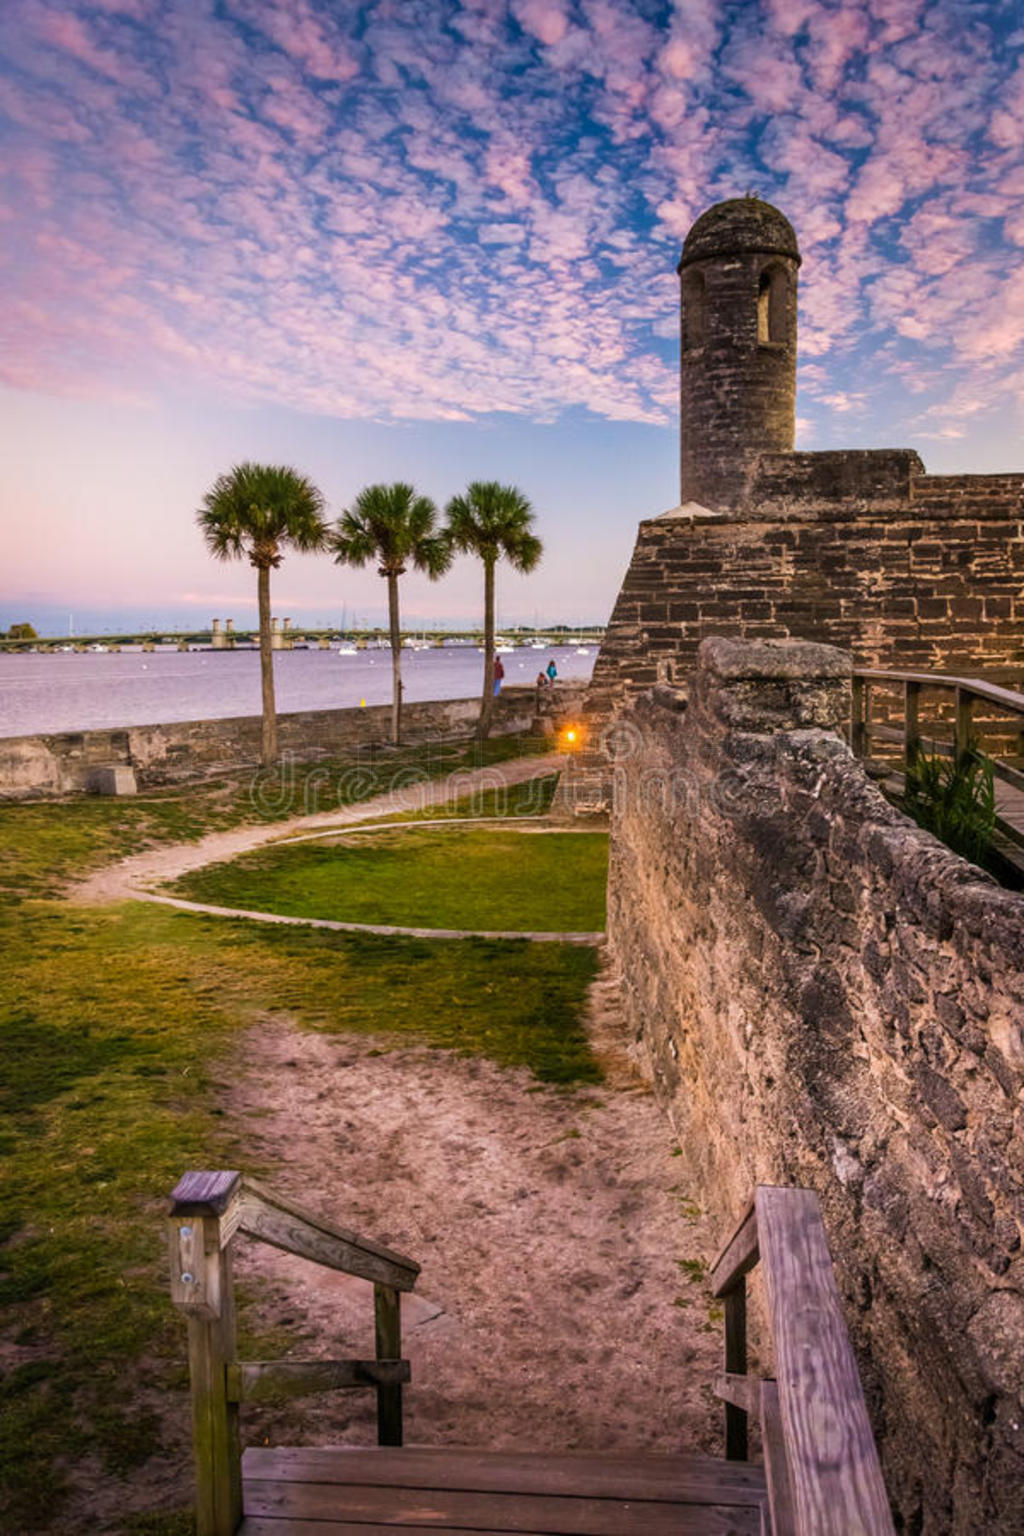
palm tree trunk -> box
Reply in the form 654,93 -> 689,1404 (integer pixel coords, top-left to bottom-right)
387,570 -> 403,745
256,563 -> 278,766
478,557 -> 496,739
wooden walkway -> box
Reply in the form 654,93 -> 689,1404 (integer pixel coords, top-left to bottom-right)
238,1445 -> 767,1534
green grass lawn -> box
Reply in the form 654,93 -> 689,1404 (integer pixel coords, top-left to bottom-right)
170,826 -> 608,932
0,733 -> 550,904
0,740 -> 600,1532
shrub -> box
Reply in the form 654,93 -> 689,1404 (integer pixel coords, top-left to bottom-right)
905,748 -> 995,867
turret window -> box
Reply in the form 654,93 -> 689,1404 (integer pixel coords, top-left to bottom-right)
682,269 -> 706,352
758,264 -> 788,344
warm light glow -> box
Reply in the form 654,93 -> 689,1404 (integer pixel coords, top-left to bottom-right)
566,729 -> 577,742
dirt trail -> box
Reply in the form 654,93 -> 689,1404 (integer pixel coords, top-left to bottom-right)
229,989 -> 723,1460
70,752 -> 565,905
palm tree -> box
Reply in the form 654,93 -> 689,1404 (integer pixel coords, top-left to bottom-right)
197,462 -> 328,767
330,483 -> 451,744
445,481 -> 542,738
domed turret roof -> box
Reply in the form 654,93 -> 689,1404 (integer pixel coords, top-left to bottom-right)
679,197 -> 800,270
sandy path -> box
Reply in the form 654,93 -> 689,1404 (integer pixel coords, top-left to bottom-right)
71,752 -> 566,905
72,974 -> 727,1533
137,889 -> 605,943
228,999 -> 724,1460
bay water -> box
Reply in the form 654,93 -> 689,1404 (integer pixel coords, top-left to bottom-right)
0,644 -> 596,739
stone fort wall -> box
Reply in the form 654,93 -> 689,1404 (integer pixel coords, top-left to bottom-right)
606,638 -> 1024,1534
588,462 -> 1024,723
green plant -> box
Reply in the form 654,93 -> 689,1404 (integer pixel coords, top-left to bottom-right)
444,482 -> 543,739
330,483 -> 452,745
197,462 -> 329,766
904,748 -> 996,867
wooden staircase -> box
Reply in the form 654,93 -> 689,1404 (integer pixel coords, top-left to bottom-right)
239,1445 -> 766,1533
168,1174 -> 895,1536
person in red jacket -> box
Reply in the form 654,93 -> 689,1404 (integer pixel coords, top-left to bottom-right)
493,655 -> 505,696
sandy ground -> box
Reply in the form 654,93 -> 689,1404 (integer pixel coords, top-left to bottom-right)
71,970 -> 726,1534
227,986 -> 724,1461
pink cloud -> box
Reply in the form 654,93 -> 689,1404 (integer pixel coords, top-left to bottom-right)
512,0 -> 571,48
0,0 -> 1022,445
226,0 -> 360,81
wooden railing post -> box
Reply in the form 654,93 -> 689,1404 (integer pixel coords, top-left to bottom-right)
955,687 -> 975,768
904,680 -> 921,773
374,1283 -> 403,1446
724,1280 -> 748,1462
169,1173 -> 243,1536
709,1204 -> 758,1464
851,676 -> 868,758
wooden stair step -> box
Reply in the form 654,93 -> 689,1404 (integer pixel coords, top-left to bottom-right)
239,1445 -> 765,1534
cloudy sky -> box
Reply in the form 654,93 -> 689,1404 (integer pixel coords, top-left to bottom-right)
2,0 -> 1022,633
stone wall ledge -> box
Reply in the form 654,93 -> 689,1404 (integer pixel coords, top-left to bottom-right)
0,688 -> 543,799
608,637 -> 1024,1533
641,496 -> 1024,525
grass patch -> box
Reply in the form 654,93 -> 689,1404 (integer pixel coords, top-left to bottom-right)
0,900 -> 243,1531
345,771 -> 560,826
202,919 -> 603,1082
0,733 -> 551,902
169,826 -> 607,932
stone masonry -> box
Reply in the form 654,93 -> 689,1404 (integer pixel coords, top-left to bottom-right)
0,688 -> 542,798
679,197 -> 800,508
583,196 -> 1023,739
588,468 -> 1024,722
607,637 -> 1024,1534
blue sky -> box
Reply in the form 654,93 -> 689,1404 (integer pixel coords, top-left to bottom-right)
1,0 -> 1022,634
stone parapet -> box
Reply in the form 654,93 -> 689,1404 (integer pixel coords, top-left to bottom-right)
0,689 -> 539,799
751,447 -> 924,507
586,486 -> 1024,725
607,638 -> 1024,1533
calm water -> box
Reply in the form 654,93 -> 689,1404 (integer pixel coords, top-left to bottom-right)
0,644 -> 596,738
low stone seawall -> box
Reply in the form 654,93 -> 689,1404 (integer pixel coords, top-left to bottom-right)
607,637 -> 1024,1533
0,686 -> 575,798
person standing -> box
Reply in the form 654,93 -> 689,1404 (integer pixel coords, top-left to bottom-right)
546,657 -> 557,683
493,654 -> 505,695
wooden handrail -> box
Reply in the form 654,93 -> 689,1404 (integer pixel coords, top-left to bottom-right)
850,668 -> 1024,848
853,667 -> 1024,717
711,1185 -> 895,1536
168,1170 -> 419,1536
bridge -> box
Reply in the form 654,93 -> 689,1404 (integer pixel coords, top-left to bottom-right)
0,626 -> 606,654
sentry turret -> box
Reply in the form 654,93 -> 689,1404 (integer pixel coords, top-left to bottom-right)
679,196 -> 800,507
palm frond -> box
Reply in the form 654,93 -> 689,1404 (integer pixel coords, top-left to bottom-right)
197,462 -> 328,564
443,481 -> 542,570
329,509 -> 379,569
332,482 -> 447,577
